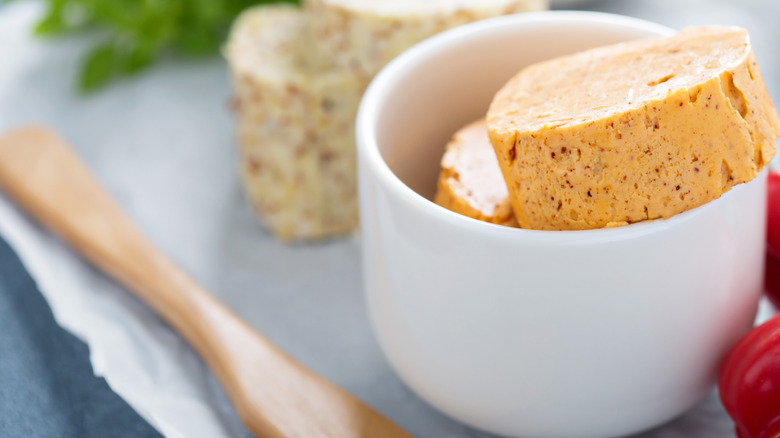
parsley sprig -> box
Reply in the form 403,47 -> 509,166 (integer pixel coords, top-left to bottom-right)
6,0 -> 299,93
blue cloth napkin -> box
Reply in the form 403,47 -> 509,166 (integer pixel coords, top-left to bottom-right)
0,235 -> 163,438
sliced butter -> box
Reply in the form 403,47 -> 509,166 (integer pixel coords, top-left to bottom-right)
488,26 -> 780,231
435,120 -> 518,227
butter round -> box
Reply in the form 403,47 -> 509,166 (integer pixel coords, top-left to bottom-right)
435,120 -> 517,226
487,26 -> 780,230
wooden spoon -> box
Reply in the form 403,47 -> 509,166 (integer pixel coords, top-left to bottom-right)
0,126 -> 413,438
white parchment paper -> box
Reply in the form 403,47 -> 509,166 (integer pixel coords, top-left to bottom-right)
1,2 -> 778,437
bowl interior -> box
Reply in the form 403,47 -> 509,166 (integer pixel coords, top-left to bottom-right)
365,12 -> 674,201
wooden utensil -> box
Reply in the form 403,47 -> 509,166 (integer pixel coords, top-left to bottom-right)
0,126 -> 413,438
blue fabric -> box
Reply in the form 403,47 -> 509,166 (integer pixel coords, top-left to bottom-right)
0,235 -> 163,438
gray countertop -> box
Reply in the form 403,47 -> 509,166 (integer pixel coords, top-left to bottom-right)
1,1 -> 776,437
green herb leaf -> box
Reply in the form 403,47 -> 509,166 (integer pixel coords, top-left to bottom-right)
34,2 -> 66,36
122,42 -> 157,75
2,0 -> 302,93
79,42 -> 118,93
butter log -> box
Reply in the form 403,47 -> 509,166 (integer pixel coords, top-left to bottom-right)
435,120 -> 517,227
227,2 -> 547,241
488,26 -> 780,231
226,5 -> 363,240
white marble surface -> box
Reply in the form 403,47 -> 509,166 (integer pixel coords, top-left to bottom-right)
1,1 -> 778,437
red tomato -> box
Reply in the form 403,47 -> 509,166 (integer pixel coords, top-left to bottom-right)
766,253 -> 780,310
718,169 -> 780,437
767,170 -> 780,258
765,170 -> 780,309
719,315 -> 780,438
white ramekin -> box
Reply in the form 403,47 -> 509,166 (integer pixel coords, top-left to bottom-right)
357,12 -> 766,438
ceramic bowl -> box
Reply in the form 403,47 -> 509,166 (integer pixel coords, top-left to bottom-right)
356,11 -> 766,438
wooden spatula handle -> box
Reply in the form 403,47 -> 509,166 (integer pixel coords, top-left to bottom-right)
0,126 -> 412,438
0,127 -> 217,349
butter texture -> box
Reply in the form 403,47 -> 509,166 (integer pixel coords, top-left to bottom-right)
435,120 -> 517,226
488,26 -> 780,230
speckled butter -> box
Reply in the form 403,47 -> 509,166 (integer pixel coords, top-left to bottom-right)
226,5 -> 363,240
488,26 -> 780,231
435,120 -> 517,226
